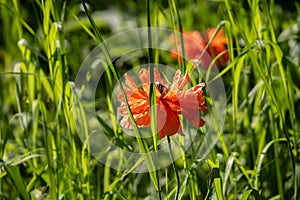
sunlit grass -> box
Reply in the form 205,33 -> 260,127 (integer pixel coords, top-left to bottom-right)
0,0 -> 299,199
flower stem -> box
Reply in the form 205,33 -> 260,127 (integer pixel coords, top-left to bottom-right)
167,136 -> 180,200
147,1 -> 162,199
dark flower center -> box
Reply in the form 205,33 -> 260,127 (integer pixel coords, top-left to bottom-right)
155,82 -> 170,97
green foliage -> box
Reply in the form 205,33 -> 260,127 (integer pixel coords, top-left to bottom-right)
0,0 -> 299,199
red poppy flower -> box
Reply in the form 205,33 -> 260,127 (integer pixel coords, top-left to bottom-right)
170,28 -> 229,67
118,68 -> 207,139
205,28 -> 229,67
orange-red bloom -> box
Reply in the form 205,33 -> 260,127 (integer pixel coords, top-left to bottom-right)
170,28 -> 229,67
118,68 -> 207,139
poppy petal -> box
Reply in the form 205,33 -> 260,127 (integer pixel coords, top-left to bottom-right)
119,105 -> 150,128
125,73 -> 138,89
118,68 -> 206,139
139,68 -> 165,85
157,101 -> 184,139
178,83 -> 206,127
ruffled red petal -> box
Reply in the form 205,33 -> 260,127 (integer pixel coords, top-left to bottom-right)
118,68 -> 206,139
157,101 -> 184,139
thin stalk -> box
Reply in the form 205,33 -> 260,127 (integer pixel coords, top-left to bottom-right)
169,0 -> 186,71
167,136 -> 180,200
81,0 -> 160,191
147,0 -> 161,199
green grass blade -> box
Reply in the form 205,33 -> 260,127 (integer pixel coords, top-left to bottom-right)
240,189 -> 252,200
5,165 -> 30,200
207,159 -> 223,199
169,0 -> 186,71
212,168 -> 223,200
255,138 -> 287,189
295,164 -> 300,200
81,0 -> 159,190
222,155 -> 234,197
147,0 -> 161,197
